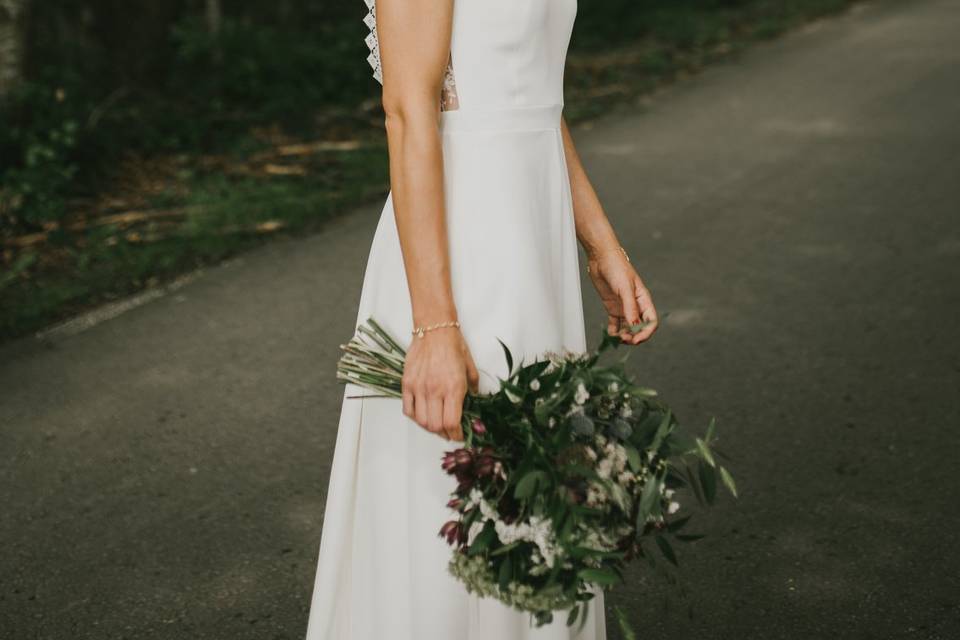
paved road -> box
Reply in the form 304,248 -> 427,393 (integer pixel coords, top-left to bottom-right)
2,1 -> 959,638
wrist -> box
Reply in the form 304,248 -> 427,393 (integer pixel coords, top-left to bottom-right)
585,245 -> 630,275
412,319 -> 461,339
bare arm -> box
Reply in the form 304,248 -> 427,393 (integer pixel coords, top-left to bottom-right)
561,117 -> 659,344
377,0 -> 478,441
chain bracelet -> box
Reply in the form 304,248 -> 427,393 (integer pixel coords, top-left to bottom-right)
412,319 -> 461,339
586,246 -> 630,275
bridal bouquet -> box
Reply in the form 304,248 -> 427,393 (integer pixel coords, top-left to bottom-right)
338,318 -> 736,632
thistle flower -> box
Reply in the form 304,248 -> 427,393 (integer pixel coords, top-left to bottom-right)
439,520 -> 462,546
610,418 -> 633,440
570,413 -> 595,437
475,454 -> 497,478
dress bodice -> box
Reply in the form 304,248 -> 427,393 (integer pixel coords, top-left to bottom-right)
365,0 -> 577,111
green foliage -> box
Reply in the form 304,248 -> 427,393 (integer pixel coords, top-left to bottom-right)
0,0 -> 858,341
0,75 -> 83,228
342,319 -> 738,633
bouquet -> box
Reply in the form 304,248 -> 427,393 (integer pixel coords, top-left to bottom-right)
338,318 -> 736,633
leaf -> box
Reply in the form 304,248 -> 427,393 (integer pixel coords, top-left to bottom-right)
498,554 -> 513,591
577,601 -> 590,633
637,476 -> 661,526
675,533 -> 706,542
695,437 -> 717,468
699,459 -> 717,505
720,465 -> 739,498
497,338 -> 514,376
623,442 -> 643,473
666,515 -> 692,533
566,605 -> 580,627
491,541 -> 521,556
467,521 -> 495,556
684,462 -> 706,507
514,470 -> 548,500
655,535 -> 679,566
705,417 -> 717,443
613,606 -> 637,640
577,567 -> 622,586
650,410 -> 673,453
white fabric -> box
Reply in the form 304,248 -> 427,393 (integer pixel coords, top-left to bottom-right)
307,1 -> 605,638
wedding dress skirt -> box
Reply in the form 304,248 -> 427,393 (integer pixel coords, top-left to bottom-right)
306,1 -> 605,638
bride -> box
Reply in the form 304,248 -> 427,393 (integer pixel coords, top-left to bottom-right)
306,1 -> 658,638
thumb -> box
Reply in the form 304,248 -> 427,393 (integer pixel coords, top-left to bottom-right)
466,357 -> 480,394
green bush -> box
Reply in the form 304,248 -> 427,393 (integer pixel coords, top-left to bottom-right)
0,73 -> 83,231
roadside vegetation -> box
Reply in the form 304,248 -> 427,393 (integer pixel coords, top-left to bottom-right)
0,0 -> 857,341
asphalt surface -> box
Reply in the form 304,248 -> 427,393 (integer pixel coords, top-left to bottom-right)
2,1 -> 959,638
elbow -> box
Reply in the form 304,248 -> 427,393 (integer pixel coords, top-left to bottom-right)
381,90 -> 438,137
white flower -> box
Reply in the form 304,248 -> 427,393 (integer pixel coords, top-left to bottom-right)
664,488 -> 675,499
620,404 -> 633,419
529,379 -> 541,391
547,417 -> 556,428
574,382 -> 590,405
667,501 -> 681,515
493,515 -> 560,568
597,457 -> 614,480
586,482 -> 607,507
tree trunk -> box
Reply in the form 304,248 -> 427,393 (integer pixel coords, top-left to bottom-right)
0,0 -> 27,99
205,0 -> 222,36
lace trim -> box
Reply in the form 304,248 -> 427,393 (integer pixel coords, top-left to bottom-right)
441,56 -> 460,111
363,0 -> 459,111
363,0 -> 382,84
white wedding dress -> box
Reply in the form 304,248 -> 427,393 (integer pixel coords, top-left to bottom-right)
306,1 -> 606,638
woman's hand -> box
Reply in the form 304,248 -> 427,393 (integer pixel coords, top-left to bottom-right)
587,249 -> 659,344
402,328 -> 480,442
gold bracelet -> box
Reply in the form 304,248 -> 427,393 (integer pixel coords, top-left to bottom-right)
586,246 -> 630,274
412,319 -> 461,338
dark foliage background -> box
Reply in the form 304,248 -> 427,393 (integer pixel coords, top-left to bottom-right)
0,0 -> 853,339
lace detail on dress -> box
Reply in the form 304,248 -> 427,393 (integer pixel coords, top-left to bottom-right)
363,0 -> 459,111
363,0 -> 383,84
441,55 -> 460,111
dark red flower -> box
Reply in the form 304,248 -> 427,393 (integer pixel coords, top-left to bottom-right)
438,520 -> 461,546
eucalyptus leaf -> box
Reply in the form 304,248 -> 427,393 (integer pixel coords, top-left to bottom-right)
624,443 -> 643,473
577,567 -> 621,586
497,338 -> 514,376
614,606 -> 637,640
720,465 -> 739,498
655,535 -> 679,566
514,470 -> 548,500
695,437 -> 717,468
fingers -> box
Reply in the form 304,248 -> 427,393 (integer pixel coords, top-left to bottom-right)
442,396 -> 464,441
607,313 -> 620,337
427,392 -> 445,438
617,282 -> 642,342
402,386 -> 415,420
627,279 -> 659,344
